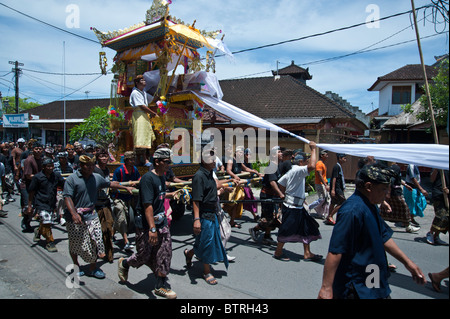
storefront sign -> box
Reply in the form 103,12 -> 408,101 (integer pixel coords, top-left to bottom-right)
2,113 -> 29,128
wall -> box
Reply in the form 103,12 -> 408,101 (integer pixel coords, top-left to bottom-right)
378,83 -> 415,116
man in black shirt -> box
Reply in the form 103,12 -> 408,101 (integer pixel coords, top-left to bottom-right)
184,147 -> 229,285
327,153 -> 347,225
28,157 -> 65,252
94,149 -> 116,262
249,146 -> 284,245
118,147 -> 177,299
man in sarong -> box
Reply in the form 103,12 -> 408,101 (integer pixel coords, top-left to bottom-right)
117,147 -> 177,299
184,147 -> 229,285
28,157 -> 65,252
63,155 -> 133,279
130,75 -> 158,149
273,142 -> 322,262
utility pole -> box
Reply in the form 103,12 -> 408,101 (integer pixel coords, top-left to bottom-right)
410,0 -> 448,209
9,60 -> 24,114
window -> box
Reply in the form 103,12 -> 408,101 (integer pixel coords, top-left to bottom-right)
392,86 -> 411,104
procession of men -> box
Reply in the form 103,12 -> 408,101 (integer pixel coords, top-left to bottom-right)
0,137 -> 448,300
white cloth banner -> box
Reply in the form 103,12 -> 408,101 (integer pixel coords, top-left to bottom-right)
317,143 -> 449,170
193,92 -> 449,170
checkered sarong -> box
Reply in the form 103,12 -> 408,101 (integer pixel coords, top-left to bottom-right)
380,195 -> 411,223
67,217 -> 105,264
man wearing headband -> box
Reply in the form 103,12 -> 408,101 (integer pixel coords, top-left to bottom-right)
319,164 -> 426,299
118,147 -> 177,299
28,157 -> 65,252
63,154 -> 134,279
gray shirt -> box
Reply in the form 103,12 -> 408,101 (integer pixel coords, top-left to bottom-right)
63,170 -> 110,221
277,165 -> 309,208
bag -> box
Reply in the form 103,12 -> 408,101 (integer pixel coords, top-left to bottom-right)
218,208 -> 231,247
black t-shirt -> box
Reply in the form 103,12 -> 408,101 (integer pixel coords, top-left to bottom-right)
279,160 -> 292,176
331,163 -> 345,195
192,166 -> 217,205
389,164 -> 403,197
94,166 -> 111,208
432,169 -> 449,201
261,162 -> 281,196
28,171 -> 65,211
136,171 -> 166,230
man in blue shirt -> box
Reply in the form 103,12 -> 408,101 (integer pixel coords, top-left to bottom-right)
112,151 -> 140,251
318,164 -> 426,299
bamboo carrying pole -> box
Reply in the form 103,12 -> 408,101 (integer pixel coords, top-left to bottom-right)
117,172 -> 254,187
114,176 -> 262,194
410,0 -> 449,209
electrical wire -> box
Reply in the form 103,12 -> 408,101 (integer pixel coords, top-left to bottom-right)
0,2 -> 99,44
225,32 -> 447,80
218,4 -> 434,57
21,68 -> 107,76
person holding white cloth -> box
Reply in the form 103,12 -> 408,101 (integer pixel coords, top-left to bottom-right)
273,142 -> 323,262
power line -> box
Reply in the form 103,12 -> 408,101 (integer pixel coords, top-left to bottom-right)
224,32 -> 447,80
21,68 -> 106,76
0,2 -> 99,44
218,4 -> 433,57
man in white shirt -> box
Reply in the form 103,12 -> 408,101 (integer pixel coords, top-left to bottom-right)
273,142 -> 323,262
129,75 -> 159,149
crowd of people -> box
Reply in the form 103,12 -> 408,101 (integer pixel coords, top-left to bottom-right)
0,137 -> 448,299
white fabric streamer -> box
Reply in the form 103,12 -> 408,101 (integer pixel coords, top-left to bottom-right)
192,92 -> 449,170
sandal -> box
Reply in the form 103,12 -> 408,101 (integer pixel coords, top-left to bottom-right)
303,254 -> 323,262
428,273 -> 441,292
388,263 -> 397,272
184,249 -> 192,268
87,268 -> 105,279
273,253 -> 290,261
203,273 -> 217,285
230,222 -> 242,229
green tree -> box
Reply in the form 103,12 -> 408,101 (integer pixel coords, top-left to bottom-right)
69,106 -> 119,149
2,96 -> 41,113
403,58 -> 449,128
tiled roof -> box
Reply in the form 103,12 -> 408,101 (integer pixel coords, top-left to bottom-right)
24,97 -> 229,122
220,75 -> 355,119
368,64 -> 439,91
272,61 -> 312,80
25,98 -> 109,120
26,75 -> 356,122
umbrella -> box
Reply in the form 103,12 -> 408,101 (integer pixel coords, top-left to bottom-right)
163,23 -> 213,96
169,23 -> 213,49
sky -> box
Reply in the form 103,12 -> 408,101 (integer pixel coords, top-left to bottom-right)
0,0 -> 448,115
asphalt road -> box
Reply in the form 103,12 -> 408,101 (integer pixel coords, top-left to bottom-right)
0,185 -> 448,301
